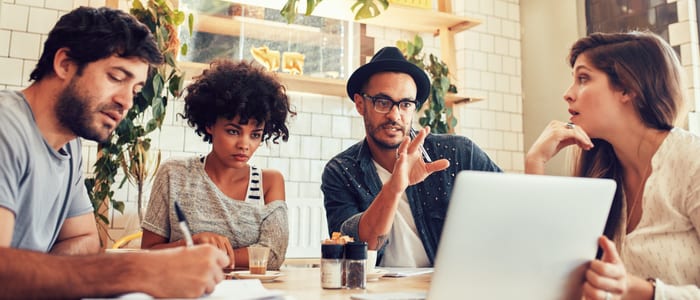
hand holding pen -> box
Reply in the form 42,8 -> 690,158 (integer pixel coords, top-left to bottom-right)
174,201 -> 194,247
395,127 -> 450,186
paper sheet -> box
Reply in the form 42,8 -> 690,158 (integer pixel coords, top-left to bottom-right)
377,267 -> 434,278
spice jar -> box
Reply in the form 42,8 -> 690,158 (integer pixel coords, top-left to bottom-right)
344,242 -> 367,289
321,244 -> 344,289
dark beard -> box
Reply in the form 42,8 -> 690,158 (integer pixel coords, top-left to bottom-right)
365,119 -> 405,150
55,80 -> 111,143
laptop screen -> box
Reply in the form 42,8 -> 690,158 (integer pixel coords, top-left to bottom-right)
428,171 -> 615,300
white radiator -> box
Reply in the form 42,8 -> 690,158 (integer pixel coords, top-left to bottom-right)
285,198 -> 329,258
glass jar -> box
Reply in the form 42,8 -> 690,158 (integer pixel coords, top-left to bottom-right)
320,244 -> 344,289
344,242 -> 367,289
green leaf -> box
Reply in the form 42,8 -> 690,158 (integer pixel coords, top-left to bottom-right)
168,74 -> 182,97
152,73 -> 164,97
305,0 -> 319,16
146,118 -> 159,132
281,0 -> 299,24
188,13 -> 194,35
97,213 -> 110,225
112,200 -> 125,214
173,10 -> 185,25
448,84 -> 457,93
413,35 -> 423,52
132,0 -> 144,11
180,43 -> 188,56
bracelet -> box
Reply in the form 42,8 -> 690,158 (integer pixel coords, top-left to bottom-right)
646,277 -> 657,297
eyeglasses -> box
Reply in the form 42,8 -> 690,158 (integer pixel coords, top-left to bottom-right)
361,93 -> 417,114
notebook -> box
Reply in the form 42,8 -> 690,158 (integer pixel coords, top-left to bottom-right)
427,171 -> 616,300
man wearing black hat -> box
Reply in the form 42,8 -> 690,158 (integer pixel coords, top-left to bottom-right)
322,46 -> 501,267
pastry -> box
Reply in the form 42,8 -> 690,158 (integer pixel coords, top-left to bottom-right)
282,51 -> 305,75
250,46 -> 280,71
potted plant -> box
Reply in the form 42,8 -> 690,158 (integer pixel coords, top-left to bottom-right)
86,0 -> 192,248
397,35 -> 458,133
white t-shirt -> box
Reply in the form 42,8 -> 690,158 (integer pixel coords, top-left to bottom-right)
373,161 -> 431,267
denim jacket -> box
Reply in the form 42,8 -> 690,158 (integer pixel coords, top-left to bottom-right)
321,133 -> 501,265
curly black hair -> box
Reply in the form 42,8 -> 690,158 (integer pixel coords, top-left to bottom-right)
181,59 -> 295,144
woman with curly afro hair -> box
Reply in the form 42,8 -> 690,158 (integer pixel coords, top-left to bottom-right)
141,59 -> 296,270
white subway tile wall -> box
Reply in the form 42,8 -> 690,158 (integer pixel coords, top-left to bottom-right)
447,0 -> 525,173
27,6 -> 57,34
0,30 -> 9,56
0,57 -> 23,86
3,1 -> 697,235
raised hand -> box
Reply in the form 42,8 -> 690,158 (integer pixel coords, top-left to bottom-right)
526,120 -> 594,174
388,127 -> 450,195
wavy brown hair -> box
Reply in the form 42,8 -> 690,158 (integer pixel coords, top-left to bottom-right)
181,59 -> 295,144
568,31 -> 684,240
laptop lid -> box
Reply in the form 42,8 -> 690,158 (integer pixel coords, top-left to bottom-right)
428,171 -> 616,300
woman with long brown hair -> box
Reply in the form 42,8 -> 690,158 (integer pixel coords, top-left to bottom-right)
527,31 -> 700,299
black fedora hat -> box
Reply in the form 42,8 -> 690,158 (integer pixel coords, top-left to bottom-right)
346,47 -> 430,107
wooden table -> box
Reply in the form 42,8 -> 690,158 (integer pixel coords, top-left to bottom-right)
263,267 -> 431,300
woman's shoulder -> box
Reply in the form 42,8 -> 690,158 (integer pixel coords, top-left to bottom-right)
261,168 -> 284,180
665,128 -> 700,154
657,128 -> 700,170
159,156 -> 202,173
260,168 -> 286,203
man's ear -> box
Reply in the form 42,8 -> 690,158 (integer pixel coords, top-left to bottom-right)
52,48 -> 74,80
354,93 -> 366,116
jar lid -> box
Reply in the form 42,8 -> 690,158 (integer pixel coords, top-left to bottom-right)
344,242 -> 367,260
321,244 -> 344,258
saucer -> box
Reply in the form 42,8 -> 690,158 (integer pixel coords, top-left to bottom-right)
229,271 -> 284,282
366,269 -> 389,281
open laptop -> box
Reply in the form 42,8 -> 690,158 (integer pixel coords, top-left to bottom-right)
427,171 -> 616,300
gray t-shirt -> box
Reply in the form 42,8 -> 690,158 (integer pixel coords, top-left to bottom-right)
0,90 -> 93,252
142,156 -> 289,269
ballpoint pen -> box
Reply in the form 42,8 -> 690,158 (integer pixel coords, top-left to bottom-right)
409,128 -> 432,163
174,201 -> 194,247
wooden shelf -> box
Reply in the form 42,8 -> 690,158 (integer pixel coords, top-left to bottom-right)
179,61 -> 347,97
193,14 -> 343,47
179,61 -> 480,105
334,3 -> 480,35
446,93 -> 483,105
226,0 -> 481,36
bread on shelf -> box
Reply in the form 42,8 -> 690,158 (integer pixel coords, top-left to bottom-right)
282,51 -> 305,75
250,46 -> 280,71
